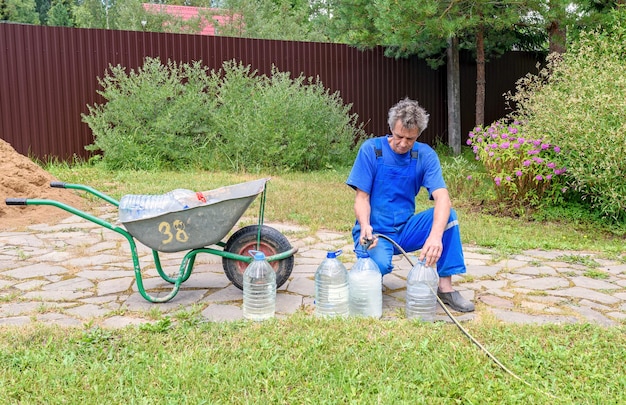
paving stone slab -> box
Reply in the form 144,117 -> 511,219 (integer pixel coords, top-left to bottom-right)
571,276 -> 622,290
490,308 -> 579,325
202,304 -> 243,321
66,304 -> 112,319
97,277 -> 135,296
3,263 -> 69,279
100,316 -> 151,329
512,277 -> 570,290
551,287 -> 620,305
479,295 -> 514,309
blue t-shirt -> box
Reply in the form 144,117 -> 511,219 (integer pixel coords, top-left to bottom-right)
346,135 -> 447,201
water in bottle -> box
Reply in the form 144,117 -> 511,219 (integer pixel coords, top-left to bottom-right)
348,248 -> 382,318
315,250 -> 349,317
243,250 -> 276,321
405,259 -> 439,322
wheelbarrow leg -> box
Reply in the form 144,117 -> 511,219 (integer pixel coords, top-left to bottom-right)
152,250 -> 195,284
126,236 -> 186,303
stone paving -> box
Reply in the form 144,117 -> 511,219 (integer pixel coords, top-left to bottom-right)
1,209 -> 626,329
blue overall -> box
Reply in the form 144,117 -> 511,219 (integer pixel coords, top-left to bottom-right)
346,136 -> 466,277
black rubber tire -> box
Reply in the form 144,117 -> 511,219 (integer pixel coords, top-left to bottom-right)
222,225 -> 295,290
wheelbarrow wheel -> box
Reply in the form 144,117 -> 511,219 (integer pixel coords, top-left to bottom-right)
223,225 -> 295,290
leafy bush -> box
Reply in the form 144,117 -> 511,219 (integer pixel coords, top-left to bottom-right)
83,57 -> 363,172
467,121 -> 567,207
83,58 -> 220,170
505,9 -> 626,220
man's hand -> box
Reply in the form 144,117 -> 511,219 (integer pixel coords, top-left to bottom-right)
419,236 -> 443,267
359,227 -> 378,249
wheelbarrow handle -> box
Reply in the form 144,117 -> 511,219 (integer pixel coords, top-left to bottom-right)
50,181 -> 67,188
5,198 -> 28,205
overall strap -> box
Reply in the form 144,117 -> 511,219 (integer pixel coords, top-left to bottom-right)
375,137 -> 419,159
374,138 -> 383,159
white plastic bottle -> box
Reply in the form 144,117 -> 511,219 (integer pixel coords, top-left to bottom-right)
118,189 -> 204,222
405,260 -> 439,322
315,250 -> 349,317
348,249 -> 382,318
243,250 -> 276,321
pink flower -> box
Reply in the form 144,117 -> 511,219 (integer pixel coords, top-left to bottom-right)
546,174 -> 552,180
516,170 -> 523,177
469,132 -> 475,138
518,137 -> 525,144
509,127 -> 519,134
528,150 -> 539,155
554,146 -> 561,153
505,176 -> 512,181
533,140 -> 542,146
535,175 -> 543,181
466,139 -> 472,145
501,142 -> 510,149
547,162 -> 556,169
489,151 -> 495,157
541,143 -> 550,150
494,177 -> 501,186
523,160 -> 531,166
501,133 -> 509,140
467,175 -> 473,180
513,143 -> 521,149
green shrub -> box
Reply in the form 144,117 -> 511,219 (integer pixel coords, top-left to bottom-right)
506,9 -> 626,220
83,57 -> 364,172
83,58 -> 220,170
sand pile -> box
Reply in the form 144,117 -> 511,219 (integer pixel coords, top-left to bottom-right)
0,138 -> 88,231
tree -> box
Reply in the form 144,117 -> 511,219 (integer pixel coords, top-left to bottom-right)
47,0 -> 73,26
1,0 -> 40,23
211,0 -> 330,41
329,0 -> 529,153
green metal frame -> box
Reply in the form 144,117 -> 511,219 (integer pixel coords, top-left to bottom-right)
13,183 -> 296,303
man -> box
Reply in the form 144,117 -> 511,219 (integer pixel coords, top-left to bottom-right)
346,98 -> 474,312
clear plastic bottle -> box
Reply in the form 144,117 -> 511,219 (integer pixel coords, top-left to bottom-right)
243,250 -> 276,321
118,189 -> 205,222
405,259 -> 439,322
315,250 -> 349,317
348,248 -> 382,318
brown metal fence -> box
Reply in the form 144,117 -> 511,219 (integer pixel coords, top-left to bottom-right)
0,23 -> 543,161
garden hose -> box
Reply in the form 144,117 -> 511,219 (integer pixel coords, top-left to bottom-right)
372,233 -> 559,400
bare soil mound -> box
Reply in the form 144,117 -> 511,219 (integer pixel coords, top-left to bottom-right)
0,139 -> 88,231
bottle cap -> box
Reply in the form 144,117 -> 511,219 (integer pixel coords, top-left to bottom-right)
249,250 -> 266,260
326,250 -> 342,259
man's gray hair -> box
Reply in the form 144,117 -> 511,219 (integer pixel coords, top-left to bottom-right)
387,98 -> 429,135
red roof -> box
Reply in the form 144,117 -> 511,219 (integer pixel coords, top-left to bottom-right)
142,4 -> 232,36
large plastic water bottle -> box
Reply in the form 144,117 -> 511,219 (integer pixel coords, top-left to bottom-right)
315,250 -> 349,317
348,248 -> 382,318
119,189 -> 205,222
405,259 -> 439,322
243,250 -> 276,321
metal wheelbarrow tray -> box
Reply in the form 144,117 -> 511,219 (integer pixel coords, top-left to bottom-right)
5,178 -> 298,303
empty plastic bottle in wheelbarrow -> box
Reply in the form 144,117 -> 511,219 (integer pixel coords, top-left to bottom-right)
118,189 -> 206,222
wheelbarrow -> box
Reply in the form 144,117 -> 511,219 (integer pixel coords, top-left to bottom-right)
5,178 -> 298,303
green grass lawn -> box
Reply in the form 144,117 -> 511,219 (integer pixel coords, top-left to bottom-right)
1,315 -> 625,404
0,163 -> 623,403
